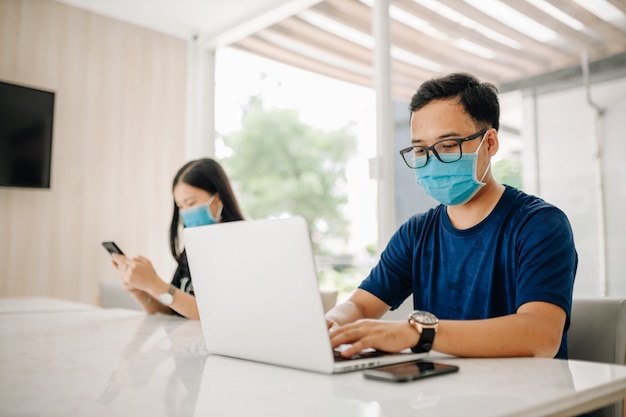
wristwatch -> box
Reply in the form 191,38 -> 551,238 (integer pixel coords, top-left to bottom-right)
408,310 -> 439,353
158,285 -> 177,306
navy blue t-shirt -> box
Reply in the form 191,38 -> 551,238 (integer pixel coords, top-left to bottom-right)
359,186 -> 578,359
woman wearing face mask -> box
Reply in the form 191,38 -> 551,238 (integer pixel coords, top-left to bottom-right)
110,158 -> 244,319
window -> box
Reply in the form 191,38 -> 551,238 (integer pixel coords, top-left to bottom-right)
215,48 -> 377,302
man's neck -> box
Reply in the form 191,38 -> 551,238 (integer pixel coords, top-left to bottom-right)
446,181 -> 506,230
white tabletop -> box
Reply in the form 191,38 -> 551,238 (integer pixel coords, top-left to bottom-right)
0,296 -> 99,313
0,298 -> 625,417
195,355 -> 626,417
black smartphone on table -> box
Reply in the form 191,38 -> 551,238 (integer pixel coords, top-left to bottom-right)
363,361 -> 459,383
102,241 -> 125,256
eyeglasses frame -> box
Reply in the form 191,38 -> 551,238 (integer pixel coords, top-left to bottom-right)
399,128 -> 489,169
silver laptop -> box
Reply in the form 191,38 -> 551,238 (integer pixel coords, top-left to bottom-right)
183,216 -> 427,374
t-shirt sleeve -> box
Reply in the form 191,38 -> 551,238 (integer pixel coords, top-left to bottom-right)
515,204 -> 577,329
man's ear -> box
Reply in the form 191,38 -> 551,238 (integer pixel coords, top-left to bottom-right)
487,129 -> 499,155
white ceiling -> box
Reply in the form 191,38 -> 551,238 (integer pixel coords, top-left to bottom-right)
56,0 -> 626,100
56,0 -> 321,45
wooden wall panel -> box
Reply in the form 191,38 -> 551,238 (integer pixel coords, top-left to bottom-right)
0,0 -> 187,304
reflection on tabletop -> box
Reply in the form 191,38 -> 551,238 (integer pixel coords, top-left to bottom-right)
194,355 -> 362,417
193,355 -> 625,417
97,315 -> 208,417
0,308 -> 209,417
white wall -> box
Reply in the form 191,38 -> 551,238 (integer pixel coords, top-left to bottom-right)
522,76 -> 626,297
0,0 -> 187,304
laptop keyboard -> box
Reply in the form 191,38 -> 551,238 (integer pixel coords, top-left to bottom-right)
333,348 -> 386,362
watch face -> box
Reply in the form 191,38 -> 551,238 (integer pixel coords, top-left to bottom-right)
411,310 -> 439,325
159,292 -> 174,306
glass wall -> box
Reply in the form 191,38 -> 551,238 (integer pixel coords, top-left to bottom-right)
215,48 -> 377,302
215,48 -> 626,302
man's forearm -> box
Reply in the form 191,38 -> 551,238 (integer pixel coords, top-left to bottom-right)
325,301 -> 366,326
433,302 -> 565,358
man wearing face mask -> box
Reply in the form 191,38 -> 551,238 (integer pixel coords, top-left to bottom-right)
326,72 -> 578,359
110,158 -> 244,319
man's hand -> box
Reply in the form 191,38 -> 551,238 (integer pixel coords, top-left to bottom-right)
329,319 -> 420,357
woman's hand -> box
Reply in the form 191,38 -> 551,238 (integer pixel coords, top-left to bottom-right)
111,254 -> 160,293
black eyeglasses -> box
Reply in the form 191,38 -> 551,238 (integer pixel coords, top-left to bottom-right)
399,129 -> 488,169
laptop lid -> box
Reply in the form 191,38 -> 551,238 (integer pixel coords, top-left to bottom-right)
183,216 -> 426,374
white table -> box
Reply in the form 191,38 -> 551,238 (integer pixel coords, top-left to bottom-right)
0,297 -> 625,417
196,355 -> 626,417
0,296 -> 99,313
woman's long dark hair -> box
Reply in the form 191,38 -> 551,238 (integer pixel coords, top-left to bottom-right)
169,158 -> 244,263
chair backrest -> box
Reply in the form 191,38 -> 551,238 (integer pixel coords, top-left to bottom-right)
568,297 -> 626,417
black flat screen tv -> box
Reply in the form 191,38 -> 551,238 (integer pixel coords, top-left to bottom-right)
0,80 -> 55,189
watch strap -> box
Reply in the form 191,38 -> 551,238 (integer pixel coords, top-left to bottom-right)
167,284 -> 176,296
411,328 -> 435,353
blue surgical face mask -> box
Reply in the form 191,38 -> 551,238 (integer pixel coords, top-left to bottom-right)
179,196 -> 223,227
415,132 -> 490,206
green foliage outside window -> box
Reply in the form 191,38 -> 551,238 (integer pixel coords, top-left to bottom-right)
221,96 -> 358,254
492,158 -> 523,190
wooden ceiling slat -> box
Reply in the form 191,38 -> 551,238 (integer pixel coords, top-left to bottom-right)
437,0 -> 574,64
233,36 -> 374,86
287,18 -> 440,79
392,0 -> 549,72
271,17 -> 534,97
317,0 -> 494,70
263,21 -> 437,86
315,0 -> 524,81
390,25 -> 525,81
499,0 -> 605,48
545,0 -> 626,44
238,33 -> 420,101
606,0 -> 626,16
256,29 -> 373,76
275,17 -> 375,69
277,16 -> 445,82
